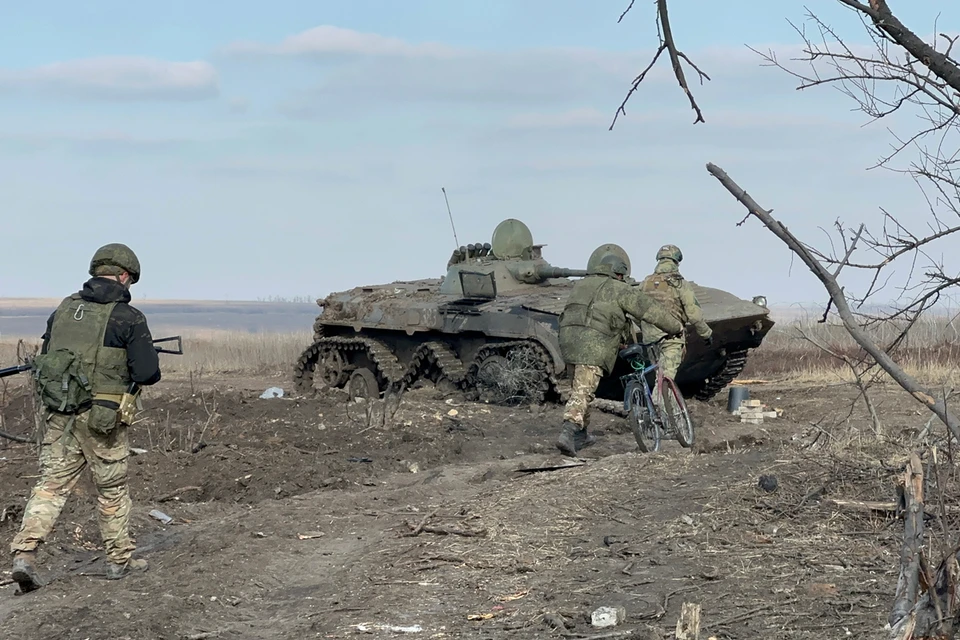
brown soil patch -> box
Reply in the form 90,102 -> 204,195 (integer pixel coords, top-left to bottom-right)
0,375 -> 946,639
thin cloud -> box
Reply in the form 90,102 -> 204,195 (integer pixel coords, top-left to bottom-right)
0,57 -> 218,101
224,25 -> 458,58
249,27 -> 866,119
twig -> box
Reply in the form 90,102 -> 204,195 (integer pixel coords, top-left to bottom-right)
611,0 -> 709,129
400,509 -> 439,537
418,525 -> 487,537
714,601 -> 799,627
705,162 -> 960,438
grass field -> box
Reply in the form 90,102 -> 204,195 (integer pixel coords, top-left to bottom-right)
3,311 -> 958,386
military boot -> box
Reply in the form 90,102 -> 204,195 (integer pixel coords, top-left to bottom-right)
11,550 -> 43,593
556,421 -> 580,457
574,428 -> 597,449
105,557 -> 148,581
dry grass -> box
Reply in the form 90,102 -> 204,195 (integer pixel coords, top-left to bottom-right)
743,311 -> 960,386
1,329 -> 313,378
2,311 -> 958,385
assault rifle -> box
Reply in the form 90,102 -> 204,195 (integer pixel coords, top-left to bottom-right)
0,335 -> 184,379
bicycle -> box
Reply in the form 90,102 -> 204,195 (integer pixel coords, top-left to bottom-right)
616,339 -> 695,453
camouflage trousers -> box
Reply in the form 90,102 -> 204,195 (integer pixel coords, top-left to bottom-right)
562,364 -> 603,429
11,407 -> 135,564
658,336 -> 686,381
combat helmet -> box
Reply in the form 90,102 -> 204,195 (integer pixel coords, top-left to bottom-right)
599,254 -> 629,276
89,243 -> 141,284
656,244 -> 682,264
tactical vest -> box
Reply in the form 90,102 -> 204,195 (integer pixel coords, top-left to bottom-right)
559,275 -> 624,337
43,295 -> 130,402
641,272 -> 685,320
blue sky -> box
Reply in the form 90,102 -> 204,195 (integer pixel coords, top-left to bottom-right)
1,1 -> 958,308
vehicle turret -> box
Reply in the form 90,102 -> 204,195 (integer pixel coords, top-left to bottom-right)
439,219 -> 589,296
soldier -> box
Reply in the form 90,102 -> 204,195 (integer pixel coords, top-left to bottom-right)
556,254 -> 683,457
639,244 -> 713,382
10,243 -> 161,593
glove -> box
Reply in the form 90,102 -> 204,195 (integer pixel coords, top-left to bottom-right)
704,335 -> 714,347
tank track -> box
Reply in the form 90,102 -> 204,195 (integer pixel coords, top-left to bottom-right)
692,347 -> 750,401
465,340 -> 554,404
398,341 -> 468,390
295,331 -> 477,398
293,330 -> 406,396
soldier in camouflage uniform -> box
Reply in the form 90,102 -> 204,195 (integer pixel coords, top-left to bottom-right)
639,244 -> 713,382
556,254 -> 683,457
10,244 -> 161,593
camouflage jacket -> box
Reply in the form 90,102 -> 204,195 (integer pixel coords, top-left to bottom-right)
558,270 -> 683,374
41,278 -> 161,386
639,260 -> 712,342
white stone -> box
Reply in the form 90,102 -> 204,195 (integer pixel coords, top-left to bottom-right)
591,606 -> 626,628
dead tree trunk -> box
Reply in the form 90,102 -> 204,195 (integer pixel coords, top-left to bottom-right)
704,162 -> 960,440
889,453 -> 924,637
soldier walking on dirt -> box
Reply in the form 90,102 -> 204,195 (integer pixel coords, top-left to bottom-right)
10,243 -> 162,593
638,245 -> 713,382
556,254 -> 683,457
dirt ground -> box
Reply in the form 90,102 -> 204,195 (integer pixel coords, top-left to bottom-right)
0,373 -> 950,639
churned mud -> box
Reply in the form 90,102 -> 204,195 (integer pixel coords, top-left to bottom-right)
0,375 -> 940,639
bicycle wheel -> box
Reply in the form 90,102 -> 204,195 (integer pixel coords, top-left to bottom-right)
627,382 -> 661,453
657,376 -> 694,448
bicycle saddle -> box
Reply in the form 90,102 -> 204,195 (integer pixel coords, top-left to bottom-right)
618,343 -> 645,360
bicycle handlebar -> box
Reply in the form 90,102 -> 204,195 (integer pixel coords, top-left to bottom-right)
617,339 -> 665,364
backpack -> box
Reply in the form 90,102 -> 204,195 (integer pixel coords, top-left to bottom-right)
32,347 -> 95,414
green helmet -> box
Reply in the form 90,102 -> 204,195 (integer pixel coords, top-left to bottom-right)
89,243 -> 141,284
599,254 -> 629,276
656,244 -> 682,263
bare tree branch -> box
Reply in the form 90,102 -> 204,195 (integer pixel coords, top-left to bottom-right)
611,0 -> 709,129
838,0 -> 960,93
705,162 -> 960,440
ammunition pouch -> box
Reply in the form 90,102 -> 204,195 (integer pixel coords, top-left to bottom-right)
92,391 -> 141,430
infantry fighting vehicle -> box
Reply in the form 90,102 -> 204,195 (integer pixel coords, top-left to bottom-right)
293,219 -> 774,405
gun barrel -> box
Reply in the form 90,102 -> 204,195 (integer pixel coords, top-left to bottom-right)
153,335 -> 184,355
536,266 -> 589,279
0,363 -> 32,379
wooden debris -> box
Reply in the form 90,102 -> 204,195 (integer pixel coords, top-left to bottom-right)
401,509 -> 486,538
826,498 -> 960,516
296,531 -> 325,540
736,399 -> 782,423
675,602 -> 701,639
515,461 -> 586,474
400,509 -> 438,537
416,525 -> 487,538
467,612 -> 495,621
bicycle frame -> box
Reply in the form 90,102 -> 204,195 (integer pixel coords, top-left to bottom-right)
619,341 -> 666,426
618,338 -> 696,451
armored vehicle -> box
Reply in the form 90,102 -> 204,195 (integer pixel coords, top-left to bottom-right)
293,219 -> 773,404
